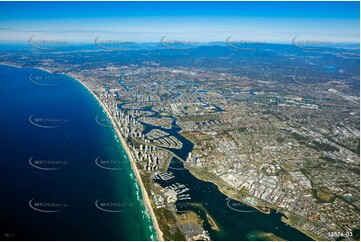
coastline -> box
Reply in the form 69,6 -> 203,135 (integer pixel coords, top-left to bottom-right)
185,165 -> 271,214
281,216 -> 323,241
0,62 -> 22,69
1,63 -> 317,241
185,166 -> 316,241
1,63 -> 164,241
68,74 -> 164,241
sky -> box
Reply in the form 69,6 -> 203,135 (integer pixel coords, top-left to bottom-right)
0,1 -> 359,44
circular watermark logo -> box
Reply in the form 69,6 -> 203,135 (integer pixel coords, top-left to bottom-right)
94,199 -> 133,213
226,36 -> 265,51
95,115 -> 113,128
28,114 -> 68,129
167,202 -> 192,213
292,36 -> 331,51
160,36 -> 199,50
29,72 -> 66,87
28,36 -> 68,51
4,233 -> 16,238
94,36 -> 135,51
29,198 -> 68,213
292,66 -> 328,86
168,158 -> 187,171
94,156 -> 125,170
168,166 -> 187,171
226,198 -> 257,213
28,156 -> 68,171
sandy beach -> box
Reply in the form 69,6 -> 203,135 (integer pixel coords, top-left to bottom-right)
0,62 -> 22,68
8,63 -> 164,240
68,74 -> 164,241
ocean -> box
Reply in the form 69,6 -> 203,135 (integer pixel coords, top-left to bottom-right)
0,64 -> 312,241
0,65 -> 156,240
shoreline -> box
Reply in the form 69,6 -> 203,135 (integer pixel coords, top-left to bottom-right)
281,216 -> 323,241
0,62 -> 22,69
68,74 -> 164,241
185,166 -> 316,241
1,64 -> 164,241
1,63 -> 317,241
185,165 -> 271,214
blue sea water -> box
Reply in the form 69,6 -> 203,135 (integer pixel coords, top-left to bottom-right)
0,64 -> 315,241
0,65 -> 156,240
